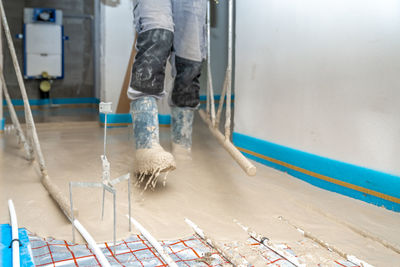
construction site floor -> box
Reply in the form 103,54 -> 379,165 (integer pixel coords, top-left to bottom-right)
1,115 -> 400,266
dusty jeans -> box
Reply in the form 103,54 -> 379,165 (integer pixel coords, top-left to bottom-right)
128,0 -> 206,108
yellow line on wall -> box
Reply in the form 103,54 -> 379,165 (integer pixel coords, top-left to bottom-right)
237,146 -> 400,204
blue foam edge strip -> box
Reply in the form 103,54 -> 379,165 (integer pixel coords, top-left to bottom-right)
0,224 -> 35,267
232,132 -> 400,212
3,97 -> 100,107
99,113 -> 171,126
3,95 -> 231,107
0,118 -> 4,130
158,114 -> 171,125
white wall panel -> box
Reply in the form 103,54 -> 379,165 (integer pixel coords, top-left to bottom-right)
100,0 -> 134,111
235,0 -> 400,174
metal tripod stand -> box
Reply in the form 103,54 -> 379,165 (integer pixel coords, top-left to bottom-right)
69,102 -> 131,253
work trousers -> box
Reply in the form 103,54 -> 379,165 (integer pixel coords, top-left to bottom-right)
128,0 -> 207,108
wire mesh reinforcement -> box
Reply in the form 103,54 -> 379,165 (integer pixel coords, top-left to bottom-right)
28,233 -> 228,267
28,232 -> 361,267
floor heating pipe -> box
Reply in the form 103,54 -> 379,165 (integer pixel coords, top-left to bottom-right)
278,216 -> 374,267
73,220 -> 111,267
8,199 -> 20,267
185,218 -> 249,267
127,215 -> 178,267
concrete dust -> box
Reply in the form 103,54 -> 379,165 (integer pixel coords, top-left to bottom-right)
1,118 -> 400,266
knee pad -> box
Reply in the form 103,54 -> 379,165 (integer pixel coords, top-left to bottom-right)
131,29 -> 173,95
171,56 -> 203,108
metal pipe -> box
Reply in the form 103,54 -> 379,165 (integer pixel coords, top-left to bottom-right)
128,177 -> 131,232
103,114 -> 107,157
8,199 -> 20,267
199,109 -> 256,176
93,0 -> 101,100
206,1 -> 210,116
127,215 -> 178,267
101,187 -> 105,220
69,182 -> 76,243
113,189 -> 116,255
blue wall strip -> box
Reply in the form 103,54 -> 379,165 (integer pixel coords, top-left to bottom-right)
0,118 -> 4,131
233,132 -> 400,212
99,113 -> 132,126
3,97 -> 99,107
158,114 -> 171,125
3,96 -> 229,107
0,224 -> 35,267
99,113 -> 171,127
96,95 -> 232,126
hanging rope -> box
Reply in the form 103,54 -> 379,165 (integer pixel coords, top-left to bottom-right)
200,0 -> 256,176
1,72 -> 33,160
0,0 -> 75,220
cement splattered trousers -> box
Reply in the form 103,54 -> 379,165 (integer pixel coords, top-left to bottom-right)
127,0 -> 207,108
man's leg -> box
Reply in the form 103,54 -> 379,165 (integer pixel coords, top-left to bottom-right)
170,0 -> 206,155
129,0 -> 174,99
129,0 -> 176,177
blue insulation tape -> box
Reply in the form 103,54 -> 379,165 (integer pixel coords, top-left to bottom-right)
0,224 -> 35,267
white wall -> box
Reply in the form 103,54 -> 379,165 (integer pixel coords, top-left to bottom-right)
100,0 -> 134,111
235,0 -> 400,175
